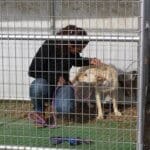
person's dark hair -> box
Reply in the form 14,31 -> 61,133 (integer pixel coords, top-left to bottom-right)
56,25 -> 89,46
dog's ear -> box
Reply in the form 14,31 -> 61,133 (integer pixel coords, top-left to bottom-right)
125,71 -> 137,81
131,71 -> 137,80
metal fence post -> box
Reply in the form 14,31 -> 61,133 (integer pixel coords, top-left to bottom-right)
143,0 -> 150,149
137,0 -> 150,149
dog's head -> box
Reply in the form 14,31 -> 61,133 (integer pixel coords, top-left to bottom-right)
77,68 -> 105,84
118,71 -> 137,97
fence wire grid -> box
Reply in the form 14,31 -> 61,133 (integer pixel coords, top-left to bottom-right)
0,0 -> 148,150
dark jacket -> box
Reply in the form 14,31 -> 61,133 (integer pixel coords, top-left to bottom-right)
28,40 -> 90,85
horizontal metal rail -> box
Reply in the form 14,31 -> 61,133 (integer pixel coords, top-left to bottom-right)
0,97 -> 137,105
0,145 -> 70,150
0,34 -> 140,42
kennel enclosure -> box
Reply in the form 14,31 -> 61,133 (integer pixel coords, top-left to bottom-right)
0,0 -> 150,149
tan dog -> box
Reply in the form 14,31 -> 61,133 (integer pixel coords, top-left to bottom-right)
72,64 -> 122,120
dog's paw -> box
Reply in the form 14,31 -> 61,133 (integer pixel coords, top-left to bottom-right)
115,111 -> 122,116
96,115 -> 104,120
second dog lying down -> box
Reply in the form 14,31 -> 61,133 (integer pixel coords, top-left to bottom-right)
72,64 -> 122,120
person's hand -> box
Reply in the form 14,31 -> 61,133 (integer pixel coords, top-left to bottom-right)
90,58 -> 102,66
57,76 -> 66,86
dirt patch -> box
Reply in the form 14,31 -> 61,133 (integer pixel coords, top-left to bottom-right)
75,102 -> 137,123
0,100 -> 137,123
0,100 -> 32,120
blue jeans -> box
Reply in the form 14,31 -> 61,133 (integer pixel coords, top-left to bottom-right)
54,85 -> 75,114
29,78 -> 75,113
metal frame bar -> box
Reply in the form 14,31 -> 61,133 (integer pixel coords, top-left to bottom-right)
0,34 -> 139,42
52,0 -> 56,34
137,0 -> 146,149
0,145 -> 70,150
0,1 -> 146,149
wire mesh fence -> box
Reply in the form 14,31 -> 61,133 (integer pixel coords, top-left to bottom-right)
0,0 -> 148,150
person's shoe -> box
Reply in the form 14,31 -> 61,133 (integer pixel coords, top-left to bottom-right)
28,112 -> 57,128
28,112 -> 46,128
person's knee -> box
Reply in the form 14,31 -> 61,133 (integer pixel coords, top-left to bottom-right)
30,78 -> 48,98
58,85 -> 75,97
55,85 -> 75,113
55,100 -> 75,113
